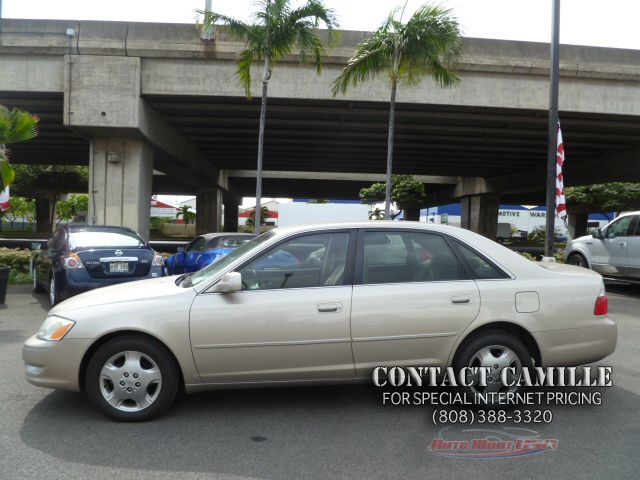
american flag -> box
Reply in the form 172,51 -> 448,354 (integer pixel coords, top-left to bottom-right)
555,122 -> 567,221
0,187 -> 9,212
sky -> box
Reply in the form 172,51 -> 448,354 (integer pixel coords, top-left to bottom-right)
3,0 -> 638,207
3,0 -> 640,50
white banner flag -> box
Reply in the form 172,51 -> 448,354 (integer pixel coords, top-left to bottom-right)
0,187 -> 10,212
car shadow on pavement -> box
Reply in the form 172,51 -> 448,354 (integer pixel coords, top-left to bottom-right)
19,382 -> 639,479
605,282 -> 640,299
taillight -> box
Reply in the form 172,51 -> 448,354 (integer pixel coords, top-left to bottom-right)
152,253 -> 164,266
62,252 -> 84,269
594,289 -> 608,316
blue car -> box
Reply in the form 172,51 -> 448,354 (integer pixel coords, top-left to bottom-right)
165,233 -> 256,275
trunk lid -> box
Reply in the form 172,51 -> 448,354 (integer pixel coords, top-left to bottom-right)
77,248 -> 154,278
536,261 -> 602,277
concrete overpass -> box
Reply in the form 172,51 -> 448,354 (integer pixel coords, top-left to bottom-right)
2,19 -> 640,238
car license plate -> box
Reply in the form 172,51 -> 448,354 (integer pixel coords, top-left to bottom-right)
109,262 -> 129,273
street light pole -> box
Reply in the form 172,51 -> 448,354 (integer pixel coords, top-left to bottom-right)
544,0 -> 561,258
201,0 -> 214,41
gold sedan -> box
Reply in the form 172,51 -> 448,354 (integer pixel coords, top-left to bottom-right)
23,223 -> 616,421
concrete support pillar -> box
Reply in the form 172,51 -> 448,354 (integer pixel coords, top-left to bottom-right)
35,195 -> 54,234
567,212 -> 588,239
196,186 -> 222,235
223,198 -> 239,232
460,194 -> 500,239
88,138 -> 153,240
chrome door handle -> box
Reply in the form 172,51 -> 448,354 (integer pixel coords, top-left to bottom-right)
619,242 -> 627,248
318,302 -> 342,312
451,296 -> 471,305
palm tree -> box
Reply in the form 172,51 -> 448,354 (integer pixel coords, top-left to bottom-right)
0,105 -> 39,191
245,206 -> 270,230
369,207 -> 384,220
198,0 -> 338,234
176,205 -> 195,224
332,4 -> 462,219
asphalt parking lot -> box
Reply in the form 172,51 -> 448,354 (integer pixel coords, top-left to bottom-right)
1,283 -> 639,480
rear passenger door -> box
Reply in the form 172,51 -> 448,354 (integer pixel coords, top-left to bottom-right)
350,230 -> 481,375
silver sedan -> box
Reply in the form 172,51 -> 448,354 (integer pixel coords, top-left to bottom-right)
23,222 -> 616,421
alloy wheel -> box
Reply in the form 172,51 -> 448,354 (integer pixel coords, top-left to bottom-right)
99,350 -> 163,412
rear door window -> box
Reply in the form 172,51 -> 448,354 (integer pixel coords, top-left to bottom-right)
362,231 -> 462,284
452,240 -> 508,279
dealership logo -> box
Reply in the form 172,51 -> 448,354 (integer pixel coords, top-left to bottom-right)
114,250 -> 123,256
428,427 -> 558,459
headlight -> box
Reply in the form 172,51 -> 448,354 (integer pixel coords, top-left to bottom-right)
37,316 -> 75,341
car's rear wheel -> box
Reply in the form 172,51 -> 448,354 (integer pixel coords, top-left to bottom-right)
454,331 -> 533,406
567,253 -> 588,268
49,272 -> 58,306
85,335 -> 180,422
32,266 -> 45,293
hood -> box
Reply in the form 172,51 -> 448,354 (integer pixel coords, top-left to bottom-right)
569,234 -> 593,244
49,275 -> 192,317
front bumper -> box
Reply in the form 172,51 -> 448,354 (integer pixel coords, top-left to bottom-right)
533,317 -> 617,366
22,334 -> 92,391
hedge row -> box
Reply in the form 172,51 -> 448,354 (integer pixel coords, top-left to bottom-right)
0,248 -> 34,273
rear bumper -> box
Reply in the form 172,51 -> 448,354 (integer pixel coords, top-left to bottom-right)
60,267 -> 164,298
22,335 -> 91,391
533,318 -> 617,366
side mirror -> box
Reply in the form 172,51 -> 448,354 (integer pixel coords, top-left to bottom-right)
592,228 -> 604,240
211,272 -> 242,293
177,247 -> 185,253
31,242 -> 43,251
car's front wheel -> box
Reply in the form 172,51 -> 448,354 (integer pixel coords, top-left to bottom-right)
567,253 -> 588,268
85,335 -> 180,422
454,331 -> 533,405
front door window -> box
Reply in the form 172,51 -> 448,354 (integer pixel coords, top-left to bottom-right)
238,232 -> 350,290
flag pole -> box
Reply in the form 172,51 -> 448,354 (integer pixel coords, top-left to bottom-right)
544,0 -> 561,258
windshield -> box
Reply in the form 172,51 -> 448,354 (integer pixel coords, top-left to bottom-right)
69,229 -> 145,249
182,231 -> 275,288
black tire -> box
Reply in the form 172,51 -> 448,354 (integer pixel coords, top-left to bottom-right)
567,253 -> 588,268
454,330 -> 533,407
85,335 -> 180,422
32,267 -> 45,293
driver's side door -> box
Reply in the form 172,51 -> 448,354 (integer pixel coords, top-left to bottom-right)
591,216 -> 633,276
189,230 -> 356,383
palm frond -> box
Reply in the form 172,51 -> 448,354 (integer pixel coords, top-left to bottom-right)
236,48 -> 256,98
332,29 -> 394,96
333,3 -> 462,94
0,106 -> 39,145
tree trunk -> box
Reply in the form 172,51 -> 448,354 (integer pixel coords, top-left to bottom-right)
254,57 -> 270,235
404,206 -> 420,221
384,79 -> 397,220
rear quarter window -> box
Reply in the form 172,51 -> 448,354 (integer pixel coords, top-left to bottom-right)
453,240 -> 509,280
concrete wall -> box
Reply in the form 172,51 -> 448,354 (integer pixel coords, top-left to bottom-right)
4,19 -> 640,116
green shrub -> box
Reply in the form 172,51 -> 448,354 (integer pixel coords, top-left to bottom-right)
0,247 -> 34,273
8,270 -> 32,285
518,251 -> 537,261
